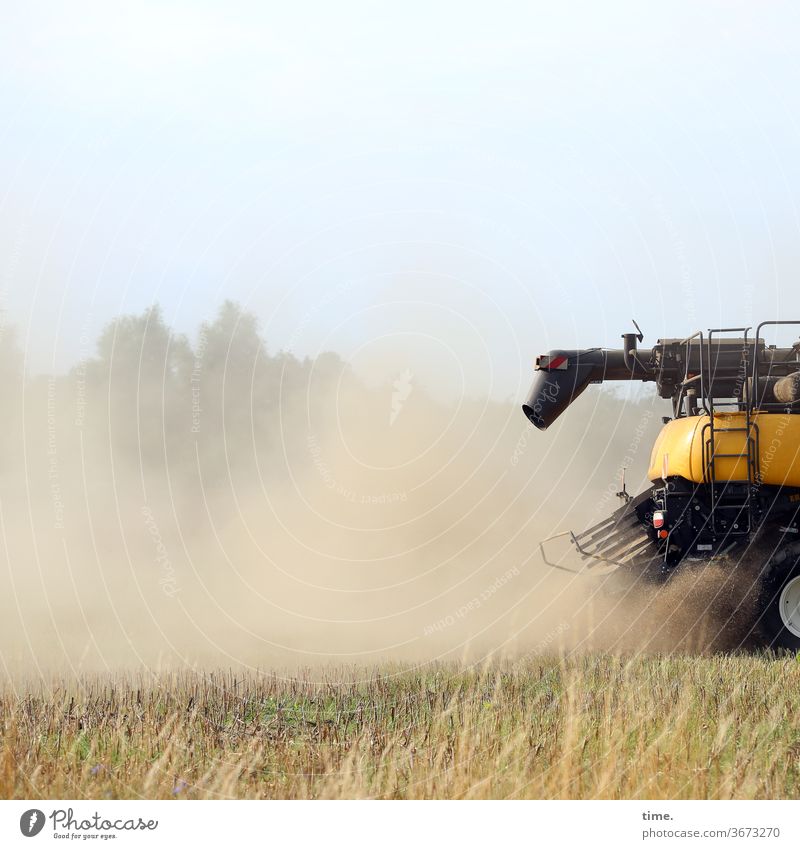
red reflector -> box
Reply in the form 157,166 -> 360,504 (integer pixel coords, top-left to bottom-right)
536,355 -> 569,371
653,511 -> 666,529
658,529 -> 669,539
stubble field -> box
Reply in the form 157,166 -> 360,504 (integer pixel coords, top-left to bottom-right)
3,653 -> 800,800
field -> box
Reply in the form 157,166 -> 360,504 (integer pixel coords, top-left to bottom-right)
3,653 -> 800,800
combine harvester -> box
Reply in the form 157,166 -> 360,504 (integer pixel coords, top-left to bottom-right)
524,321 -> 800,649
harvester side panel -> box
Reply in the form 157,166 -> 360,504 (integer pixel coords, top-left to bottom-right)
648,412 -> 800,486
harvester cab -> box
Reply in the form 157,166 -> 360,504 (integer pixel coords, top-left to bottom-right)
523,321 -> 800,648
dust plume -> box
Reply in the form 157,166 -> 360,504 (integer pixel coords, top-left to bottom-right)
559,544 -> 770,656
0,302 -> 696,677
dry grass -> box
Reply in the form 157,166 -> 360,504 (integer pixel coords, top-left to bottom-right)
2,654 -> 800,800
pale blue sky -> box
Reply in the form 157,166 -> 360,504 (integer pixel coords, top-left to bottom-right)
2,1 -> 800,398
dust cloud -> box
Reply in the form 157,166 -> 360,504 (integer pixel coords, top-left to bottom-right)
1,301 -> 750,678
566,560 -> 764,656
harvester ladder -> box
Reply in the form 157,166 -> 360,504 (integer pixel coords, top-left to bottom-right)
702,328 -> 759,538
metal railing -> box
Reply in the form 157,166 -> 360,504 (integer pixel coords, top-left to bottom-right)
701,327 -> 757,537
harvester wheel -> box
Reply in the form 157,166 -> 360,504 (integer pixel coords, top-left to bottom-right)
760,541 -> 800,651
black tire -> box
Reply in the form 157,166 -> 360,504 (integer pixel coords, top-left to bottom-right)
759,541 -> 800,651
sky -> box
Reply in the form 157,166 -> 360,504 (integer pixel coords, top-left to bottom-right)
2,1 -> 800,400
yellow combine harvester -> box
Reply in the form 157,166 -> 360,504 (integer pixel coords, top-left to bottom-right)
523,321 -> 800,649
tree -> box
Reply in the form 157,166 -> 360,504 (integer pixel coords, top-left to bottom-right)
87,305 -> 193,468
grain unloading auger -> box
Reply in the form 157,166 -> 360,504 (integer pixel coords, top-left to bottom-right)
523,321 -> 800,649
